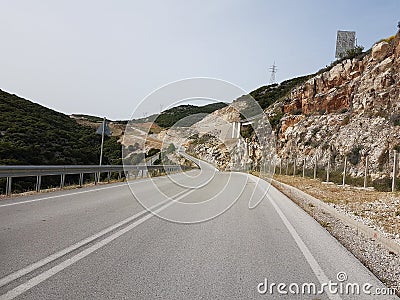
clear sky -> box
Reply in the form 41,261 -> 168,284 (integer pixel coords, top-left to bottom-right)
1,0 -> 398,120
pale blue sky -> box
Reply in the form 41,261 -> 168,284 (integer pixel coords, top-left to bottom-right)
0,0 -> 398,119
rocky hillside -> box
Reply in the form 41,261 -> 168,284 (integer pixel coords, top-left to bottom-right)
184,30 -> 400,187
276,31 -> 400,179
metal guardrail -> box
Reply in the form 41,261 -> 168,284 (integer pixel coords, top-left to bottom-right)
0,165 -> 184,196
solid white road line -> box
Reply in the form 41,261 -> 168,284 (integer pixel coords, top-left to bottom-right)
0,183 -> 128,208
0,188 -> 196,300
0,188 -> 188,289
267,192 -> 343,300
0,173 -> 173,208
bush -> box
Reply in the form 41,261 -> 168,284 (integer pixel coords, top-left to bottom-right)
390,113 -> 400,126
292,109 -> 303,115
166,143 -> 176,154
347,145 -> 362,165
339,45 -> 364,60
269,112 -> 283,129
372,177 -> 392,192
146,148 -> 160,158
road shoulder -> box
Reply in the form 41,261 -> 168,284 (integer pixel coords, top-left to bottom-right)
271,179 -> 400,297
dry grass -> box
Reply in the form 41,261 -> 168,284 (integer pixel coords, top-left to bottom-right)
273,175 -> 400,237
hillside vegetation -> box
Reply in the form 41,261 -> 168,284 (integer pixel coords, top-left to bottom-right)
250,75 -> 312,110
0,90 -> 121,165
134,102 -> 228,128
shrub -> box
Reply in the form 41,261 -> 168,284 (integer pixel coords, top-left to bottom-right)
390,113 -> 400,126
292,109 -> 303,115
269,112 -> 284,128
347,145 -> 362,165
339,45 -> 364,60
146,148 -> 160,158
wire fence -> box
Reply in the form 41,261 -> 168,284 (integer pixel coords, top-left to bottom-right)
275,150 -> 399,192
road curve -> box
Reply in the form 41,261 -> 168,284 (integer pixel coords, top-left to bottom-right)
0,155 -> 397,299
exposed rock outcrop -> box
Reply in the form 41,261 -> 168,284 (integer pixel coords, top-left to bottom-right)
276,32 -> 400,178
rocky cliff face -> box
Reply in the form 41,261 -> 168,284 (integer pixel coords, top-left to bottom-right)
284,35 -> 399,117
170,31 -> 400,181
275,31 -> 400,178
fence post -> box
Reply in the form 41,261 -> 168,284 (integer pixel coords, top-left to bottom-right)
342,156 -> 347,186
279,159 -> 282,175
364,156 -> 368,189
293,158 -> 296,177
392,150 -> 397,192
285,159 -> 289,175
326,158 -> 330,183
313,157 -> 317,179
303,158 -> 306,178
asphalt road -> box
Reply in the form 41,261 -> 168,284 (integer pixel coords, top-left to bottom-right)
0,156 -> 397,299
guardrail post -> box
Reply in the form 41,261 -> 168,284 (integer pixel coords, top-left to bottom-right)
364,156 -> 368,189
6,177 -> 12,196
79,173 -> 83,187
35,175 -> 41,192
303,158 -> 306,178
342,157 -> 347,187
94,173 -> 97,185
392,150 -> 397,192
107,171 -> 111,183
279,159 -> 282,175
118,171 -> 121,180
60,173 -> 65,189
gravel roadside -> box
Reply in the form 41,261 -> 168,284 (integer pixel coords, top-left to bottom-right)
270,177 -> 400,297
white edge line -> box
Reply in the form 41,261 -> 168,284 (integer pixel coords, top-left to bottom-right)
0,183 -> 127,208
0,188 -> 194,300
0,187 -> 188,288
267,191 -> 343,300
0,175 -> 162,208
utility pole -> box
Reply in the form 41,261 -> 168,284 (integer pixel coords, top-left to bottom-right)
99,117 -> 106,166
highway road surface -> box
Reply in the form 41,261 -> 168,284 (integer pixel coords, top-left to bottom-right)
0,155 -> 397,299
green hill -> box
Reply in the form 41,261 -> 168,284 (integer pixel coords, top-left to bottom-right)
0,90 -> 121,165
133,102 -> 228,128
250,75 -> 312,110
